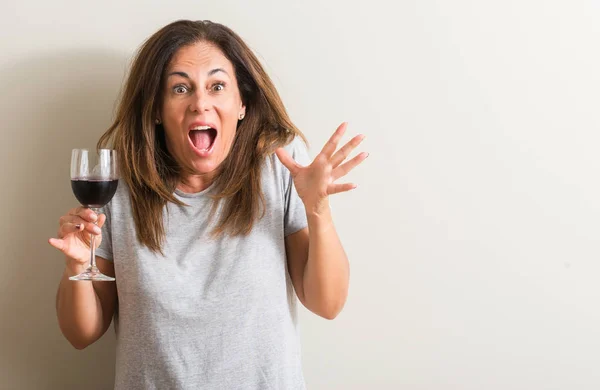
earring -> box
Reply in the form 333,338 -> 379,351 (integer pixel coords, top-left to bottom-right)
155,118 -> 162,125
239,113 -> 245,120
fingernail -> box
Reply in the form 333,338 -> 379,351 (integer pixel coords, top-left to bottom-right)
90,213 -> 97,222
93,226 -> 101,235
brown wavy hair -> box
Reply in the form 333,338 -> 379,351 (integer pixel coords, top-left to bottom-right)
98,20 -> 307,254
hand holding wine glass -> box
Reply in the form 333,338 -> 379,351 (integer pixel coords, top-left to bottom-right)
49,149 -> 118,281
49,207 -> 106,270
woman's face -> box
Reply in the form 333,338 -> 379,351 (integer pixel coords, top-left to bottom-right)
160,41 -> 246,185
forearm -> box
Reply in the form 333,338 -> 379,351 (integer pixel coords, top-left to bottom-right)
302,204 -> 350,319
56,260 -> 104,349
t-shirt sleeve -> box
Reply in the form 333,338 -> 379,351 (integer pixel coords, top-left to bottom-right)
96,204 -> 114,261
283,136 -> 311,237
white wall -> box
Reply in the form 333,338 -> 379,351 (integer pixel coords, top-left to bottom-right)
2,0 -> 599,389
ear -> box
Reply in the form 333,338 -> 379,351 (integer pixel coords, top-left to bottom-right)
155,100 -> 164,124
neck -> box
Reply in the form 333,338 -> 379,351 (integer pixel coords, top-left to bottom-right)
177,172 -> 215,193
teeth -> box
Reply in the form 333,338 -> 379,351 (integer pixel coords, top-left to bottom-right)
191,125 -> 212,131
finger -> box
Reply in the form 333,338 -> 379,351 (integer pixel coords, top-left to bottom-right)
48,238 -> 66,252
58,221 -> 100,239
332,152 -> 369,181
275,148 -> 302,176
69,207 -> 98,222
327,182 -> 358,195
59,214 -> 87,226
57,221 -> 82,238
331,134 -> 365,168
59,214 -> 88,228
320,122 -> 348,158
67,206 -> 84,216
67,206 -> 88,218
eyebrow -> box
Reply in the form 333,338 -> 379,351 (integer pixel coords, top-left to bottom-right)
167,68 -> 229,79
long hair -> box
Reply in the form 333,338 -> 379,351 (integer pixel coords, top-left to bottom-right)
98,20 -> 306,253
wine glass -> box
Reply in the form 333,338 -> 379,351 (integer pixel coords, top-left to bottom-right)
69,149 -> 119,281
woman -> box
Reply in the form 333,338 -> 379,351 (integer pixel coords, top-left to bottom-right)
50,20 -> 367,389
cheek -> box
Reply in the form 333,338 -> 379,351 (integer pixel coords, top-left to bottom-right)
162,99 -> 184,122
221,97 -> 242,120
161,101 -> 188,141
162,129 -> 184,160
221,119 -> 238,146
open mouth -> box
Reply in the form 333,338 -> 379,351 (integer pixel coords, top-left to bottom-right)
188,125 -> 217,153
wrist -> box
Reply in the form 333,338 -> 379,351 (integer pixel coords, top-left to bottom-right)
306,202 -> 334,233
305,197 -> 331,218
64,258 -> 87,276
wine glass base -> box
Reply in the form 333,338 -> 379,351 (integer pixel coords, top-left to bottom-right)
69,268 -> 115,282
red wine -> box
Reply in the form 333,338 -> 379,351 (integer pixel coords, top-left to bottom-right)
71,179 -> 118,208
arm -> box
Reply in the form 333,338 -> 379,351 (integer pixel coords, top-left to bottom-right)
56,257 -> 117,349
286,204 -> 349,319
50,207 -> 118,349
278,122 -> 367,320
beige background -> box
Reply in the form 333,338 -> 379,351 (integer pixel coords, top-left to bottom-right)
2,0 -> 600,389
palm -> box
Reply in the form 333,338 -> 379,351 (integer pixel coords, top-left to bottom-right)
276,122 -> 368,214
62,231 -> 97,264
54,214 -> 105,264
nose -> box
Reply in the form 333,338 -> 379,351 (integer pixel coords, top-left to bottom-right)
188,89 -> 210,113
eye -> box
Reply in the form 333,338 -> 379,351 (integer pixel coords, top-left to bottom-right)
173,85 -> 189,94
211,82 -> 226,92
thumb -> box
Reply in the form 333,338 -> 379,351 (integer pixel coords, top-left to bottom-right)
48,238 -> 65,252
275,148 -> 301,176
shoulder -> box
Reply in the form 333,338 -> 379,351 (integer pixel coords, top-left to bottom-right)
261,136 -> 308,194
282,136 -> 309,161
274,135 -> 311,171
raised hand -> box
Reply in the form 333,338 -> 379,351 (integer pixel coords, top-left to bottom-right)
275,122 -> 368,215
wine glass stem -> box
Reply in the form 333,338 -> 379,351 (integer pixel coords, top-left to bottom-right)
89,207 -> 99,271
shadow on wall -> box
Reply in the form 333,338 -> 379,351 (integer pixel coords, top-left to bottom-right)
0,49 -> 129,389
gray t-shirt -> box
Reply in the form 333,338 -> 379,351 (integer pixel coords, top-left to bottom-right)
97,137 -> 310,390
